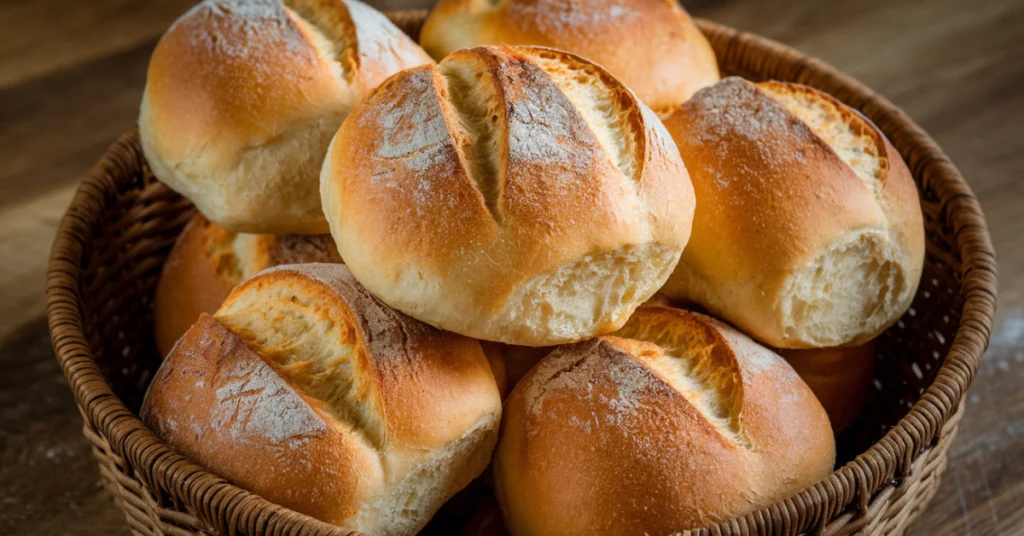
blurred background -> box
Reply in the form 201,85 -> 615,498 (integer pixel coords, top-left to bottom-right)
0,0 -> 1021,535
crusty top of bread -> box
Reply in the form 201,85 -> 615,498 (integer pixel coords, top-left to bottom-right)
139,0 -> 433,234
145,0 -> 432,159
215,263 -> 499,451
660,78 -> 924,348
321,45 -> 695,345
495,306 -> 834,534
143,264 -> 502,534
145,313 -> 376,523
420,0 -> 719,111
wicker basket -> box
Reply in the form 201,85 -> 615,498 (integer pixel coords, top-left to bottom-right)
46,11 -> 997,536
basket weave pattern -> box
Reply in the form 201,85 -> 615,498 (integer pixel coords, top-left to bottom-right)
45,12 -> 997,536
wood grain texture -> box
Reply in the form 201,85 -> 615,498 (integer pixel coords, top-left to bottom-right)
0,0 -> 1021,534
0,319 -> 129,534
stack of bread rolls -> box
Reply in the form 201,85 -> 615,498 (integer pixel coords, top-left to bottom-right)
139,0 -> 925,534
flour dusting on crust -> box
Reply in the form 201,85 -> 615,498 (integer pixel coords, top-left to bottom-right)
368,68 -> 453,178
177,0 -> 313,78
504,0 -> 642,39
212,357 -> 328,444
345,0 -> 432,82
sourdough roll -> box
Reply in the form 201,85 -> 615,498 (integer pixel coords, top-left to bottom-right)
494,306 -> 835,535
153,213 -> 341,357
140,0 -> 433,234
321,45 -> 696,345
780,343 -> 876,433
142,264 -> 502,535
420,0 -> 719,111
661,78 -> 925,348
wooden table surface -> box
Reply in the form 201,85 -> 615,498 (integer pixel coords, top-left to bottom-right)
1,0 -> 1021,534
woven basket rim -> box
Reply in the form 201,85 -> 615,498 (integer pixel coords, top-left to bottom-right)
45,12 -> 998,536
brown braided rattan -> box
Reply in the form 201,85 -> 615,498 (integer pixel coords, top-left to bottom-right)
45,11 -> 996,536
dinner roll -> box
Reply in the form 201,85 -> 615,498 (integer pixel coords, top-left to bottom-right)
142,264 -> 502,535
420,0 -> 719,112
153,213 -> 341,357
322,45 -> 696,345
780,342 -> 876,433
661,78 -> 925,348
494,306 -> 835,535
139,0 -> 433,234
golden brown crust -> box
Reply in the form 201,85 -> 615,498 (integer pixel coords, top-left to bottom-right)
494,306 -> 834,534
153,213 -> 341,357
780,342 -> 876,433
757,82 -> 925,261
225,263 -> 500,450
142,314 -> 373,523
153,214 -> 237,356
322,45 -> 695,345
140,0 -> 433,234
878,134 -> 926,280
143,264 -> 503,534
420,0 -> 719,111
664,78 -> 880,284
144,0 -> 340,169
660,78 -> 925,348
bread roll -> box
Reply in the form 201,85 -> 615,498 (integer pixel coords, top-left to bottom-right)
321,45 -> 696,345
142,264 -> 502,535
660,77 -> 925,348
494,306 -> 835,535
420,0 -> 719,112
139,0 -> 433,234
153,213 -> 341,357
780,343 -> 875,433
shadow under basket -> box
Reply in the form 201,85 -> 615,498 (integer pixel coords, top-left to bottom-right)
45,11 -> 997,536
